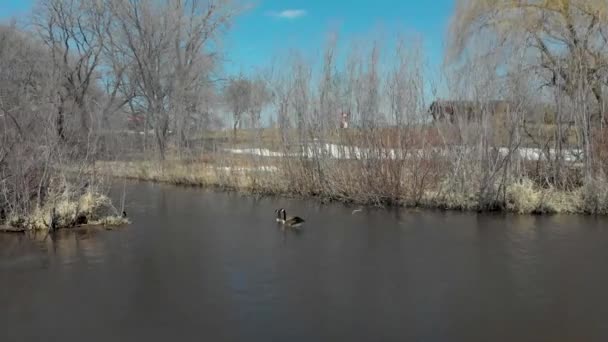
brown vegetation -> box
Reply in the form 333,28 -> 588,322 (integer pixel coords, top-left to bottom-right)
2,0 -> 608,227
92,0 -> 608,215
1,0 -> 237,231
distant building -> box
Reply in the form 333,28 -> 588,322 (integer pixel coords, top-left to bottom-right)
127,114 -> 145,131
428,99 -> 579,126
428,100 -> 514,124
428,100 -> 519,145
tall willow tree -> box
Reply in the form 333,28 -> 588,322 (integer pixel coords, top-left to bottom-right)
448,0 -> 608,179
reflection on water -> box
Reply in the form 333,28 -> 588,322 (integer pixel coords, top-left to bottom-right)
0,227 -> 111,271
1,182 -> 608,342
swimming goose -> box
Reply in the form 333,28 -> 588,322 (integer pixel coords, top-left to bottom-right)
275,208 -> 305,227
274,208 -> 284,222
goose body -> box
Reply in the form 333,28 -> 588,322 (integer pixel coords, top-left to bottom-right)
275,208 -> 305,227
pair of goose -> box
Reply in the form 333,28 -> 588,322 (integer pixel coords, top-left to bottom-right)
274,208 -> 305,227
274,207 -> 360,227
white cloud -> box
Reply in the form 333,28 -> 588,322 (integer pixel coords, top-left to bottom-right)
268,9 -> 307,19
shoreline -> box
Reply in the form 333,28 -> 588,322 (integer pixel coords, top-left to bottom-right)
0,190 -> 130,233
0,220 -> 129,233
89,160 -> 607,216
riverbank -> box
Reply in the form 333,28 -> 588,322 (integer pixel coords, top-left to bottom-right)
2,181 -> 607,342
0,191 -> 130,233
90,158 -> 608,215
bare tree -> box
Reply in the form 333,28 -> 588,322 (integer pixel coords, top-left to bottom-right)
448,0 -> 608,179
289,52 -> 312,142
107,0 -> 237,160
0,24 -> 69,218
224,76 -> 251,138
34,0 -> 111,142
319,32 -> 339,133
247,77 -> 270,129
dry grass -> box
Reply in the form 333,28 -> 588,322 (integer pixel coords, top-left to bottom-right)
481,178 -> 585,214
1,190 -> 129,232
92,159 -> 285,195
94,215 -> 131,228
198,123 -> 579,150
506,179 -> 541,214
91,155 -> 605,215
581,177 -> 608,215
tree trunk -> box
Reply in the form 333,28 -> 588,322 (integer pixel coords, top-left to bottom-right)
76,96 -> 90,137
555,102 -> 563,186
155,112 -> 169,161
155,127 -> 166,161
233,114 -> 240,141
592,85 -> 605,130
56,107 -> 65,141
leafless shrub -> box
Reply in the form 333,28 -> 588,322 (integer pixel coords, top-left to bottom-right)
4,0 -> 608,217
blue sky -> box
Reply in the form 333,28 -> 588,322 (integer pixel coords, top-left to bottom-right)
1,0 -> 454,76
0,1 -> 33,20
227,0 -> 453,71
227,0 -> 454,74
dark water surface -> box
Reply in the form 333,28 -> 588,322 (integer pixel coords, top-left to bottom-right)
2,182 -> 608,341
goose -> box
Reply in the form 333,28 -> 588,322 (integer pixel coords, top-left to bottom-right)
274,208 -> 283,222
275,208 -> 305,227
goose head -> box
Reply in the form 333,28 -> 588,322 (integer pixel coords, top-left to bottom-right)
275,208 -> 285,222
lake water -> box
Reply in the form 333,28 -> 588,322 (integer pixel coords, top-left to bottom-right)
1,182 -> 608,341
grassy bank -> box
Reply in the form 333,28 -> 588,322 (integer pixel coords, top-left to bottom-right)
0,190 -> 130,233
91,155 -> 608,215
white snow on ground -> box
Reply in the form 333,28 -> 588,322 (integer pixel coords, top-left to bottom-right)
213,165 -> 279,172
224,148 -> 285,157
496,147 -> 583,163
225,144 -> 584,162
